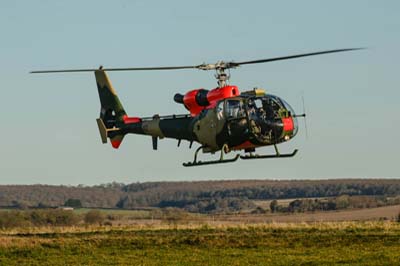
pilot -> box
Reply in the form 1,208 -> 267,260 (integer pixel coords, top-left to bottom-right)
258,107 -> 266,120
247,100 -> 257,117
215,101 -> 224,120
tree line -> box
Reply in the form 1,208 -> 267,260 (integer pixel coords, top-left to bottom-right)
1,179 -> 400,213
270,195 -> 400,213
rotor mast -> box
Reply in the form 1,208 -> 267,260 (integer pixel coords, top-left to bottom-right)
196,61 -> 236,88
215,66 -> 230,87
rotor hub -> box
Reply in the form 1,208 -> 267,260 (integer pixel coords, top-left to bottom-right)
215,68 -> 230,87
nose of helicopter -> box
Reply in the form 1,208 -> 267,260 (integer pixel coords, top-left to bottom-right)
282,115 -> 298,141
278,98 -> 299,141
248,95 -> 299,144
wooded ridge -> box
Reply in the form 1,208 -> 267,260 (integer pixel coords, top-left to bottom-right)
1,179 -> 400,213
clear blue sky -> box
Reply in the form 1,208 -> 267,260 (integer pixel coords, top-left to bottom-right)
0,1 -> 399,185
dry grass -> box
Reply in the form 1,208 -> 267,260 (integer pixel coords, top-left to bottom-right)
1,221 -> 400,265
1,220 -> 399,238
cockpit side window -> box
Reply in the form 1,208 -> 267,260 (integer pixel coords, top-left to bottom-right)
247,98 -> 265,119
225,99 -> 245,119
262,97 -> 280,119
254,99 -> 263,109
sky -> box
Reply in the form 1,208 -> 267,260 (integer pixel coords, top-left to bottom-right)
0,0 -> 399,185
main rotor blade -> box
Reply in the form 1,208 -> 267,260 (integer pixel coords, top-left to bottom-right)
232,48 -> 364,67
30,65 -> 198,74
30,48 -> 364,74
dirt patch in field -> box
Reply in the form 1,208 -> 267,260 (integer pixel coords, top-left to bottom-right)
108,205 -> 400,227
207,205 -> 400,224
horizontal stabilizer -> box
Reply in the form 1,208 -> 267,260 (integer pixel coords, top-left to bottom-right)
96,118 -> 123,148
96,118 -> 108,144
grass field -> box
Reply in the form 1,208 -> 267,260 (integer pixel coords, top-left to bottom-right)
1,222 -> 400,265
81,204 -> 400,226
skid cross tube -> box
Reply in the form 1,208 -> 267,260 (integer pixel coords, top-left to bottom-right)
183,144 -> 240,167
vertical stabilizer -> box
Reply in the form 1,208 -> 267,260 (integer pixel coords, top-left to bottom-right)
94,70 -> 126,148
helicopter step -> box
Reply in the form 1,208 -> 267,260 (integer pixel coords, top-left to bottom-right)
183,144 -> 240,167
240,145 -> 298,160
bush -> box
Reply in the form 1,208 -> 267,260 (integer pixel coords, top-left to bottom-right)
251,206 -> 267,214
161,208 -> 189,224
52,209 -> 79,226
270,200 -> 278,213
12,201 -> 29,210
64,199 -> 82,208
0,209 -> 79,229
335,195 -> 350,209
30,209 -> 79,226
84,210 -> 105,225
106,213 -> 122,221
0,211 -> 30,228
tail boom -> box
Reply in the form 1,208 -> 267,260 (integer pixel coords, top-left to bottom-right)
94,70 -> 196,149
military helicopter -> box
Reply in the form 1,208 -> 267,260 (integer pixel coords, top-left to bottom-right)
31,48 -> 362,166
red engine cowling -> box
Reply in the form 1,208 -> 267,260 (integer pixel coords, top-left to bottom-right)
174,85 -> 240,116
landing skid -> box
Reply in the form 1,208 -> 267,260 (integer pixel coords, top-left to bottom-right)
183,145 -> 298,167
241,149 -> 298,160
183,145 -> 239,167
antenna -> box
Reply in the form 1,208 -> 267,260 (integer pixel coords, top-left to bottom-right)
302,94 -> 309,139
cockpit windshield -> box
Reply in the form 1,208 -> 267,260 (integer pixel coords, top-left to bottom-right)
279,98 -> 296,117
260,95 -> 295,118
214,95 -> 298,145
246,94 -> 298,143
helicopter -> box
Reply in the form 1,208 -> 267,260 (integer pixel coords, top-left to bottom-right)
31,48 -> 362,167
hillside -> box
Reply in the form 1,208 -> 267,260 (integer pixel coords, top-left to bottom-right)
1,179 -> 400,213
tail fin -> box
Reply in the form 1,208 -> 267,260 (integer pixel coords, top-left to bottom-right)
95,70 -> 126,149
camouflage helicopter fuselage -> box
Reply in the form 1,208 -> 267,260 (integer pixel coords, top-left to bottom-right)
95,70 -> 298,163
